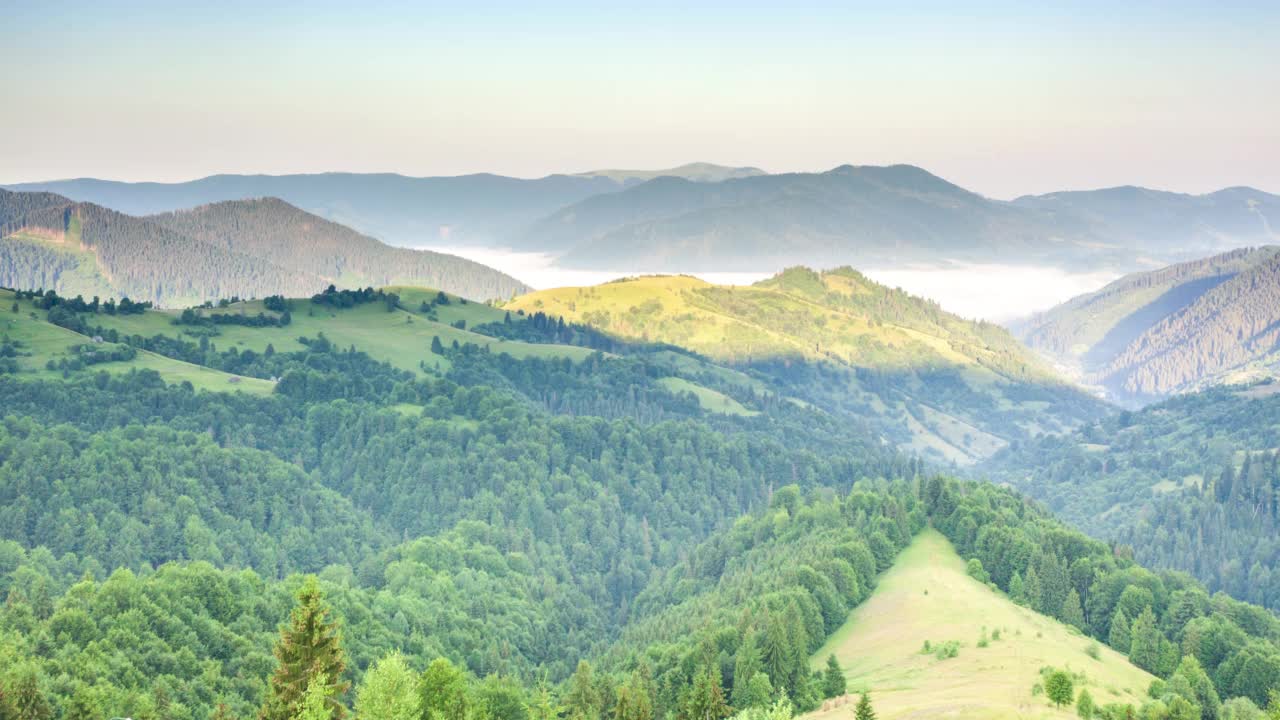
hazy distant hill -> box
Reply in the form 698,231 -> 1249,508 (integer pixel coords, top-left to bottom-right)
0,189 -> 529,305
4,172 -> 622,248
526,164 -> 1143,271
507,266 -> 1107,463
3,164 -> 760,249
570,162 -> 766,184
1012,185 -> 1280,257
1016,246 -> 1280,401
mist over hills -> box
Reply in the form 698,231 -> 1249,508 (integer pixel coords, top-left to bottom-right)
9,164 -> 1277,276
0,188 -> 529,305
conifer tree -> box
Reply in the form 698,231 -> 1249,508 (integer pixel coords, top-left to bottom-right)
854,693 -> 876,720
565,661 -> 601,720
821,655 -> 846,698
1129,607 -> 1162,673
259,578 -> 349,720
1061,589 -> 1086,630
1023,566 -> 1043,613
1109,608 -> 1131,655
731,630 -> 764,708
10,673 -> 52,720
679,666 -> 731,720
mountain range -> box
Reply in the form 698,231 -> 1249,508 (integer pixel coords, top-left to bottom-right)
9,164 -> 1278,273
0,188 -> 529,305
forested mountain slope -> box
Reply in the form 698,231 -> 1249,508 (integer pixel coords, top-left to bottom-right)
506,268 -> 1108,464
147,198 -> 530,299
1015,247 -> 1280,402
0,189 -> 528,304
983,382 -> 1280,613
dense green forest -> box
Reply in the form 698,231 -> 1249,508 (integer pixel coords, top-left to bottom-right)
985,384 -> 1280,612
4,284 -> 1280,720
0,189 -> 528,306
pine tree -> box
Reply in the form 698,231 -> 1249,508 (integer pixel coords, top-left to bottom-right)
430,336 -> 444,355
760,611 -> 790,699
740,674 -> 774,712
259,578 -> 349,720
1128,607 -> 1161,673
419,658 -> 468,720
615,665 -> 654,720
1061,589 -> 1086,630
1108,608 -> 1131,654
565,661 -> 601,720
679,666 -> 731,720
854,693 -> 876,720
10,673 -> 52,720
731,629 -> 764,708
1023,566 -> 1043,613
821,655 -> 846,698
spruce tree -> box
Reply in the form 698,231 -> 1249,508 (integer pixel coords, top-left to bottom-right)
679,666 -> 731,720
259,578 -> 349,720
1128,607 -> 1161,673
1108,608 -> 1131,654
565,661 -> 601,720
1023,566 -> 1043,613
854,693 -> 876,720
10,673 -> 51,720
731,629 -> 763,708
1061,589 -> 1086,630
821,655 -> 846,698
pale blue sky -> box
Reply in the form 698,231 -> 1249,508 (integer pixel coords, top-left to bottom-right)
3,1 -> 1277,197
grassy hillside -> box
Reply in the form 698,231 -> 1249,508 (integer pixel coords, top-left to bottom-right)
809,530 -> 1154,720
76,291 -> 596,376
507,268 -> 1106,463
0,288 -> 274,394
1016,247 -> 1280,402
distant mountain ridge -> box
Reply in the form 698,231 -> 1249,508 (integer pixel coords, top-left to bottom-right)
0,188 -> 529,305
9,164 -> 1278,273
1015,246 -> 1280,401
2,163 -> 759,248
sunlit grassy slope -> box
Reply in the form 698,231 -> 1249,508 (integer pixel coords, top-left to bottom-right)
808,530 -> 1154,720
506,268 -> 1047,378
506,268 -> 1101,463
0,289 -> 274,395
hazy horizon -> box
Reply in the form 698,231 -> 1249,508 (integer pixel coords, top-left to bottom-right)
4,2 -> 1277,199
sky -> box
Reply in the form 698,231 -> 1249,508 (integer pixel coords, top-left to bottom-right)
3,1 -> 1278,198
